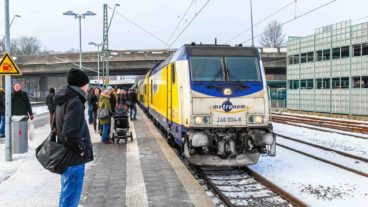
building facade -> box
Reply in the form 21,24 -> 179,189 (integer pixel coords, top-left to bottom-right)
287,20 -> 368,116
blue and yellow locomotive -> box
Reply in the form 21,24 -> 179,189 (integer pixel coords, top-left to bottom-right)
138,44 -> 275,166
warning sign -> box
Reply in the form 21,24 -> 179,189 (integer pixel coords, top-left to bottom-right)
0,52 -> 22,75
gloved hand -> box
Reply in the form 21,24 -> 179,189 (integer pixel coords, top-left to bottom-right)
30,115 -> 34,121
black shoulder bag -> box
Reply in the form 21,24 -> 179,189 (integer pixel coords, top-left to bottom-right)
36,113 -> 73,174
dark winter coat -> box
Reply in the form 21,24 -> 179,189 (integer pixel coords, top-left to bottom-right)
118,93 -> 128,106
54,85 -> 93,167
46,93 -> 56,113
0,91 -> 5,115
109,93 -> 117,112
90,94 -> 99,112
11,90 -> 33,117
128,92 -> 138,104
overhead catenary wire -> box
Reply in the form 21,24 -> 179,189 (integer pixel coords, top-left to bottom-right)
166,0 -> 196,45
240,0 -> 337,45
110,8 -> 170,47
167,0 -> 211,49
225,0 -> 296,44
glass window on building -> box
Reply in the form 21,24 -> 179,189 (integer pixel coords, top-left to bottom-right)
323,49 -> 330,60
300,53 -> 307,63
300,79 -> 307,89
292,80 -> 300,89
288,56 -> 293,65
332,47 -> 340,59
362,43 -> 368,56
317,50 -> 323,61
332,78 -> 341,89
323,78 -> 330,89
362,76 -> 368,88
341,77 -> 349,88
316,79 -> 323,89
306,79 -> 314,89
293,55 -> 299,64
341,46 -> 350,58
307,52 -> 314,62
353,44 -> 362,56
353,77 -> 362,88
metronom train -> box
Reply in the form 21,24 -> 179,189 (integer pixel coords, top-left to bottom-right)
137,43 -> 276,166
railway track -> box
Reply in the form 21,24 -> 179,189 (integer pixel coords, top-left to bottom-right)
275,133 -> 368,177
271,114 -> 368,139
193,166 -> 307,207
271,114 -> 368,134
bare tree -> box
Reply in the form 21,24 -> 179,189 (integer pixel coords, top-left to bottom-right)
12,36 -> 42,55
259,20 -> 285,48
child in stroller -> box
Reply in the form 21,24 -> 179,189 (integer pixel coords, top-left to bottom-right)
112,106 -> 133,144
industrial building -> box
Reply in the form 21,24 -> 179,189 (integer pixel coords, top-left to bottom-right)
287,20 -> 368,116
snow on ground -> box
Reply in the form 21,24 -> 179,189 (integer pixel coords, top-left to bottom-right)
0,124 -> 60,207
0,110 -> 99,207
277,137 -> 368,174
32,105 -> 48,115
273,122 -> 368,158
250,146 -> 368,207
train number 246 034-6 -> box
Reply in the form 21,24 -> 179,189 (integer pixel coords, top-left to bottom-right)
216,116 -> 242,123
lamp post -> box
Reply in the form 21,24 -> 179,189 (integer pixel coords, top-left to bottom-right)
63,10 -> 96,70
1,14 -> 20,51
88,42 -> 103,86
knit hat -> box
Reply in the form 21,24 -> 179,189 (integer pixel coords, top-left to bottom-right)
107,86 -> 113,91
67,68 -> 90,87
102,89 -> 110,96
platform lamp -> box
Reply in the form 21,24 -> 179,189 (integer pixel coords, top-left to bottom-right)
63,10 -> 96,70
89,42 -> 103,86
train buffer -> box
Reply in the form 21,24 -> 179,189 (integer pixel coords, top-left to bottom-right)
81,108 -> 215,207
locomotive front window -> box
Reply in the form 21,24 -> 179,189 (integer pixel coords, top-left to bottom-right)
225,57 -> 260,81
190,57 -> 225,81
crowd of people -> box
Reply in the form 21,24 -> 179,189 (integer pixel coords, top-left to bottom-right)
86,84 -> 138,144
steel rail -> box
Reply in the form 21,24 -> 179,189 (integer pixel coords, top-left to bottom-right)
275,133 -> 368,163
244,167 -> 308,207
272,120 -> 368,140
277,144 -> 368,177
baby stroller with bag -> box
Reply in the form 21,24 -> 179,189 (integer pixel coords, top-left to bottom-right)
112,106 -> 133,144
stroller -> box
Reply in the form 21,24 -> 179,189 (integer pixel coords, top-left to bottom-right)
112,106 -> 133,144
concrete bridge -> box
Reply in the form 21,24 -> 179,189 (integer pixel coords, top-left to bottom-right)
7,48 -> 286,101
14,48 -> 286,76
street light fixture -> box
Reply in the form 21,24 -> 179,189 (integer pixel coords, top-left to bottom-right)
63,10 -> 96,70
1,14 -> 21,51
89,41 -> 103,86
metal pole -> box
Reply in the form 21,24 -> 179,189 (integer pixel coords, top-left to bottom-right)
97,45 -> 100,86
250,0 -> 255,47
79,15 -> 82,70
4,0 -> 12,161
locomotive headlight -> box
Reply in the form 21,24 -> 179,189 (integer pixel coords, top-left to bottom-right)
248,115 -> 264,124
223,88 -> 232,96
194,116 -> 211,124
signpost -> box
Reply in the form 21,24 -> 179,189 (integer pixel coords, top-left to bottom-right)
0,52 -> 22,75
4,0 -> 22,161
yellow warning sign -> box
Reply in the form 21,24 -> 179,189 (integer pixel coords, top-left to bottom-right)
0,52 -> 22,75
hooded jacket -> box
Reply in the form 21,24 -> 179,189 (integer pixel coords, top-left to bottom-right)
54,85 -> 93,166
98,93 -> 112,125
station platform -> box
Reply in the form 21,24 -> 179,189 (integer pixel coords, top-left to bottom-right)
80,108 -> 215,207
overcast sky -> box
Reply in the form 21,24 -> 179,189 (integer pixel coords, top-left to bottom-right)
0,0 -> 367,52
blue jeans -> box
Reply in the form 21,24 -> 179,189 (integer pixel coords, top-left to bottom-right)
0,114 -> 5,136
59,164 -> 85,207
130,103 -> 137,120
101,124 -> 110,143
